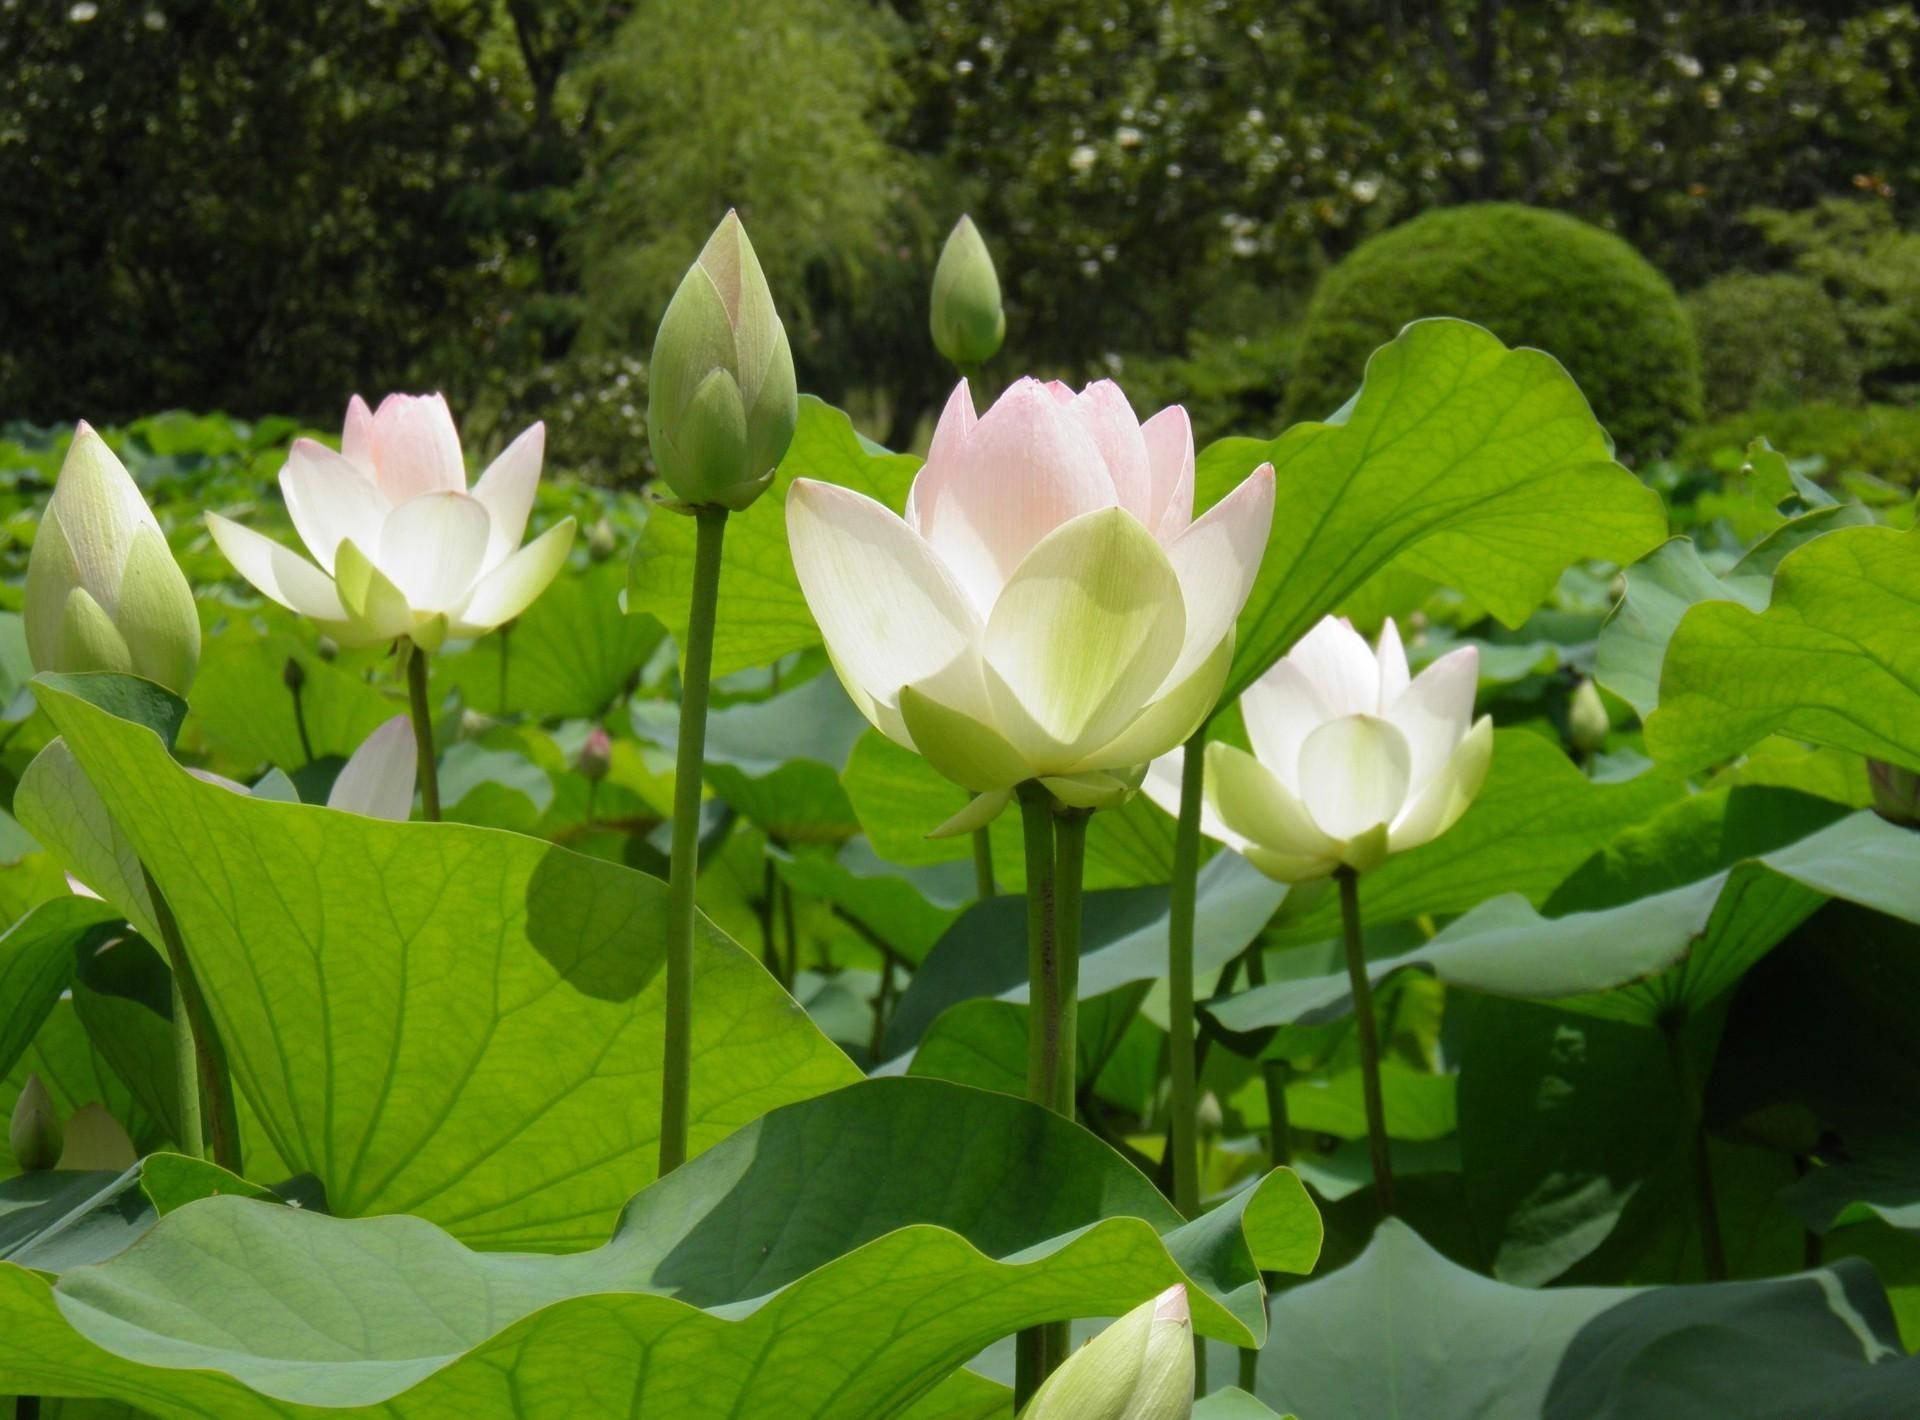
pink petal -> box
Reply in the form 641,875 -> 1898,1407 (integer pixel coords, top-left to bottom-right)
1160,461 -> 1273,692
470,422 -> 545,573
905,379 -> 978,536
280,438 -> 388,575
1141,404 -> 1196,541
340,394 -> 377,475
1067,380 -> 1153,522
370,393 -> 467,501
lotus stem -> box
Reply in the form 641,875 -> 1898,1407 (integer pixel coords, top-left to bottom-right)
403,640 -> 441,821
971,826 -> 996,900
1661,1010 -> 1726,1279
658,506 -> 728,1177
1168,727 -> 1206,1222
142,866 -> 240,1171
1014,779 -> 1066,1405
1336,866 -> 1394,1215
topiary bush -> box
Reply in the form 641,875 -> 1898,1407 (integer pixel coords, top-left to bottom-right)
1685,272 -> 1860,416
1284,203 -> 1702,458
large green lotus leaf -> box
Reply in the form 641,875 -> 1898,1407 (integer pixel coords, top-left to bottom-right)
0,1079 -> 1321,1417
1646,524 -> 1920,772
0,1153 -> 271,1274
0,897 -> 119,1082
629,396 -> 919,678
1251,1219 -> 1917,1420
186,618 -> 395,771
15,738 -> 158,937
1209,799 -> 1920,1033
35,683 -> 860,1250
435,559 -> 664,719
1197,319 -> 1668,702
1595,504 -> 1871,719
841,728 -> 1180,889
1194,1390 -> 1291,1419
907,988 -> 1151,1100
883,853 -> 1286,1060
1269,729 -> 1681,945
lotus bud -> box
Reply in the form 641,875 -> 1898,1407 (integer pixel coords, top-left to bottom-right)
930,215 -> 1006,371
587,516 -> 618,562
1196,1090 -> 1223,1139
9,1074 -> 63,1172
647,211 -> 797,511
25,422 -> 200,694
57,1101 -> 137,1171
282,656 -> 306,694
1869,760 -> 1920,827
315,635 -> 340,662
577,725 -> 613,783
1019,1283 -> 1194,1420
1567,678 -> 1610,755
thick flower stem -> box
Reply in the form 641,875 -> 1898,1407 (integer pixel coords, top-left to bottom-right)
1050,808 -> 1088,1117
403,640 -> 441,822
142,866 -> 240,1171
658,507 -> 728,1177
1168,727 -> 1207,1222
1337,866 -> 1395,1216
1662,1010 -> 1727,1280
1014,781 -> 1065,1407
971,827 -> 996,900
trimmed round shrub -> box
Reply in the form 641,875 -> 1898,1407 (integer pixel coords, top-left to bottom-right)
1685,273 -> 1860,416
1284,203 -> 1702,458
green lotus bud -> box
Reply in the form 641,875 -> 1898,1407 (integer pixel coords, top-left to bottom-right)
1567,678 -> 1610,755
57,1101 -> 136,1171
315,635 -> 340,662
1869,760 -> 1920,827
1019,1284 -> 1193,1420
930,215 -> 1006,370
9,1074 -> 63,1172
647,211 -> 796,511
587,516 -> 618,562
1196,1091 -> 1223,1139
282,656 -> 306,693
24,422 -> 200,694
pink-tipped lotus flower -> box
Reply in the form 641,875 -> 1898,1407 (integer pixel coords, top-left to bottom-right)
207,394 -> 575,651
788,377 -> 1274,829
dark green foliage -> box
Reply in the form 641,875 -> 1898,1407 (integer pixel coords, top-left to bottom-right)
1119,328 -> 1297,448
1284,204 -> 1702,458
1677,401 -> 1920,488
1686,274 -> 1860,416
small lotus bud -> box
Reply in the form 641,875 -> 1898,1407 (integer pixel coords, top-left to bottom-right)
24,423 -> 200,694
647,211 -> 797,511
1019,1283 -> 1193,1420
930,215 -> 1006,370
459,709 -> 498,740
57,1101 -> 137,1171
1196,1091 -> 1223,1139
577,725 -> 612,782
315,635 -> 340,662
587,516 -> 617,562
282,656 -> 306,693
9,1074 -> 63,1172
1869,760 -> 1920,827
1567,678 -> 1610,755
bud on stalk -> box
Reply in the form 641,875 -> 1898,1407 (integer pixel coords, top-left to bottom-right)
9,1073 -> 63,1172
1019,1284 -> 1194,1420
930,215 -> 1006,370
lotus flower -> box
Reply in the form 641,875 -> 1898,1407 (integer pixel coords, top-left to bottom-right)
25,423 -> 199,694
207,394 -> 575,651
1019,1284 -> 1193,1420
788,378 -> 1274,829
1152,616 -> 1491,881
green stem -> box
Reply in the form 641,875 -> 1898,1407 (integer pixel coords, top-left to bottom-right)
288,681 -> 314,766
779,865 -> 799,985
1337,866 -> 1394,1216
497,620 -> 512,710
1243,941 -> 1293,1169
1662,1011 -> 1727,1280
17,1395 -> 41,1419
1014,781 -> 1065,1407
142,866 -> 240,1171
404,640 -> 441,822
658,507 -> 728,1177
1051,809 -> 1088,1117
971,825 -> 996,900
1168,729 -> 1207,1222
759,855 -> 780,979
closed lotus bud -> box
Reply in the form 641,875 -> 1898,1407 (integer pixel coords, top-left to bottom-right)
647,211 -> 797,511
930,215 -> 1006,370
1869,760 -> 1920,827
25,423 -> 200,694
1195,1090 -> 1223,1139
1020,1284 -> 1193,1420
315,635 -> 340,662
57,1101 -> 137,1171
587,516 -> 617,562
282,656 -> 307,693
577,725 -> 613,782
1567,678 -> 1610,755
9,1074 -> 63,1172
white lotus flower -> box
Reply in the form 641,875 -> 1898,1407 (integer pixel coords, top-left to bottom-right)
326,715 -> 418,820
788,377 -> 1274,829
207,394 -> 575,651
1150,616 -> 1491,881
1020,1283 -> 1193,1420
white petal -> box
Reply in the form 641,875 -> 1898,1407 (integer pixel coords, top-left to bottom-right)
982,507 -> 1184,769
1284,616 -> 1381,719
1385,644 -> 1479,792
327,715 -> 417,820
378,492 -> 491,612
905,379 -> 977,535
470,422 -> 545,573
1159,461 -> 1273,693
1375,618 -> 1410,709
1390,714 -> 1493,852
1066,380 -> 1153,522
370,392 -> 467,501
453,518 -> 576,634
915,377 -> 1116,616
1075,634 -> 1232,773
1205,741 -> 1339,864
787,479 -> 980,713
280,438 -> 388,574
1144,747 -> 1253,854
1140,405 -> 1196,541
340,394 -> 377,475
1241,658 -> 1332,796
1296,713 -> 1412,841
206,513 -> 347,621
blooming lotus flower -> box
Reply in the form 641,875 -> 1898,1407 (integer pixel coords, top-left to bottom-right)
788,378 -> 1274,828
25,423 -> 199,694
207,394 -> 575,652
1152,616 -> 1491,881
1020,1284 -> 1193,1420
